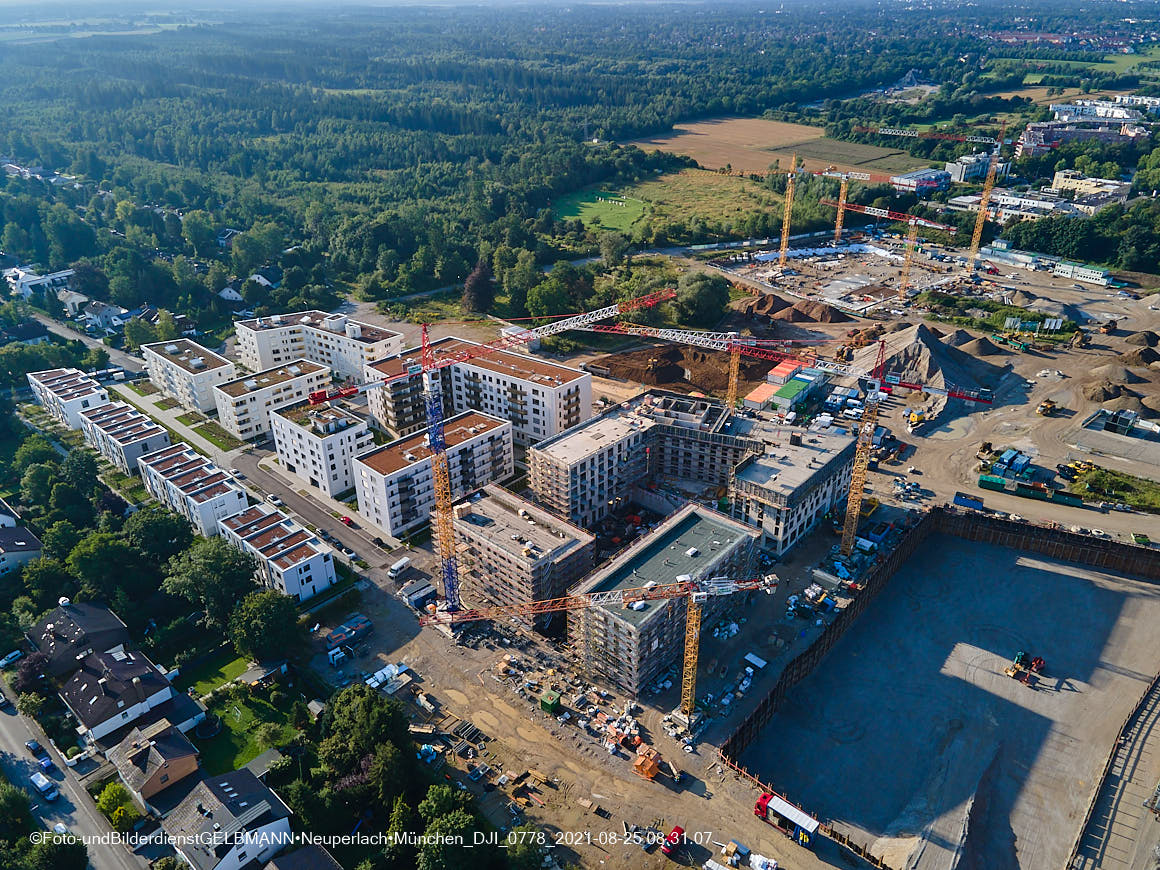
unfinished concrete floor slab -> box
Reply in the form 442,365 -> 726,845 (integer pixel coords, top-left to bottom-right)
739,535 -> 1160,870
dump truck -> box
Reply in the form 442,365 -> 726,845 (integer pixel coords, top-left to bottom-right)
1036,399 -> 1056,416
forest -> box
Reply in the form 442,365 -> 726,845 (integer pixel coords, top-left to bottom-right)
4,0 -> 1157,334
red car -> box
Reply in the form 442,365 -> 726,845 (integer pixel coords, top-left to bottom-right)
660,825 -> 684,856
340,516 -> 354,527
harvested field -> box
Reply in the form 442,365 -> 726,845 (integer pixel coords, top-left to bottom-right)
625,117 -> 926,175
592,344 -> 766,394
739,535 -> 1160,870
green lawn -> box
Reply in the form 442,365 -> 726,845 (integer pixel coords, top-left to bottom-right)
193,421 -> 245,451
127,381 -> 159,396
195,694 -> 296,775
155,397 -> 181,410
102,467 -> 149,504
176,411 -> 207,426
174,649 -> 250,696
109,387 -> 209,457
553,188 -> 646,232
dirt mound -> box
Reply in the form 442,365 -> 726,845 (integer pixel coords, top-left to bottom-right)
943,329 -> 975,347
1090,364 -> 1146,384
848,322 -> 1007,415
1118,346 -> 1160,367
1125,330 -> 1159,347
771,299 -> 852,323
744,293 -> 791,317
960,337 -> 1002,356
594,343 -> 767,394
1082,380 -> 1123,402
1103,395 -> 1151,416
1009,289 -> 1038,307
1143,394 -> 1160,414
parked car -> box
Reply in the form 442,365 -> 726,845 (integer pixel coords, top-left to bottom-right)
229,468 -> 245,479
661,826 -> 685,857
25,741 -> 53,771
265,494 -> 283,507
0,694 -> 12,711
340,516 -> 355,527
0,650 -> 23,669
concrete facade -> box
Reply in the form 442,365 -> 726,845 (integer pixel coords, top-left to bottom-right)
353,411 -> 513,538
142,340 -> 236,413
270,401 -> 372,498
364,336 -> 591,446
27,368 -> 109,429
445,484 -> 595,634
79,401 -> 172,474
212,360 -> 330,441
218,504 -> 337,601
567,504 -> 759,697
234,310 -> 402,381
138,444 -> 249,538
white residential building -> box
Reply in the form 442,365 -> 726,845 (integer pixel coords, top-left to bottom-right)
27,368 -> 109,429
213,360 -> 331,441
0,527 -> 42,578
218,504 -> 337,601
365,336 -> 591,446
58,649 -> 183,744
353,411 -> 514,538
141,339 -> 236,413
138,444 -> 249,537
234,311 -> 402,381
79,402 -> 171,475
270,401 -> 372,498
3,267 -> 74,300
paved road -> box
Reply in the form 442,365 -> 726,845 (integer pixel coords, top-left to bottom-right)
230,450 -> 397,570
0,692 -> 145,870
31,313 -> 144,373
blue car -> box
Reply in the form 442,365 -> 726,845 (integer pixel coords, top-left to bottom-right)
24,740 -> 53,771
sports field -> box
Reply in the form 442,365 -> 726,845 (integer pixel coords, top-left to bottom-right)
551,189 -> 645,232
625,117 -> 925,175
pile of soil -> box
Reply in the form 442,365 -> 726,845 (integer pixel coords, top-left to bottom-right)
889,321 -> 915,333
770,299 -> 853,323
1103,395 -> 1151,416
1009,289 -> 1038,307
594,344 -> 767,394
1125,330 -> 1159,347
743,293 -> 791,316
1118,346 -> 1160,367
1143,395 -> 1160,415
943,329 -> 975,348
1090,363 -> 1146,385
960,337 -> 1002,356
848,323 -> 1007,414
1082,380 -> 1123,402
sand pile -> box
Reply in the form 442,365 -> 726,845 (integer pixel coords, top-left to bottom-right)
1082,381 -> 1123,402
1090,364 -> 1146,384
1009,289 -> 1038,307
960,337 -> 1002,356
889,321 -> 914,333
744,293 -> 791,317
1143,395 -> 1160,415
596,344 -> 767,394
771,299 -> 852,323
1125,331 -> 1159,347
943,329 -> 975,348
1118,346 -> 1160,367
1103,396 -> 1151,416
848,323 -> 1008,414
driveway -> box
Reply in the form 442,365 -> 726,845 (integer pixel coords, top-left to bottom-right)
0,692 -> 146,870
30,314 -> 144,373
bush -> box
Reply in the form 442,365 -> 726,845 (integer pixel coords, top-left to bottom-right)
95,782 -> 133,818
66,745 -> 81,759
110,804 -> 140,833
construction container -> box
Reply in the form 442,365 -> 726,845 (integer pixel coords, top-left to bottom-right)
540,690 -> 562,714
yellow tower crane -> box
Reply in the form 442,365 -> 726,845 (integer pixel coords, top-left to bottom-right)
840,339 -> 886,558
967,123 -> 1006,272
833,176 -> 849,244
897,221 -> 921,304
778,154 -> 797,267
726,332 -> 741,408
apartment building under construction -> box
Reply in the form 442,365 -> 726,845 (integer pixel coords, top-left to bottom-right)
566,504 -> 760,697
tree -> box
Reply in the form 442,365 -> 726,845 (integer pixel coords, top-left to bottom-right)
181,210 -> 217,257
40,522 -> 81,561
417,784 -> 471,825
48,482 -> 93,528
503,249 -> 539,315
20,464 -> 56,507
254,722 -> 284,750
368,742 -> 406,809
19,558 -> 76,609
599,231 -> 629,268
67,532 -> 143,599
28,835 -> 88,870
12,437 -> 57,469
525,277 -> 572,319
674,271 -> 730,326
122,318 -> 157,351
154,311 -> 179,341
122,507 -> 193,563
318,685 -> 410,776
95,782 -> 132,818
228,590 -> 302,660
12,653 -> 48,694
61,449 -> 98,494
16,693 -> 43,718
505,824 -> 547,870
461,259 -> 494,313
164,537 -> 258,630
0,781 -> 33,845
417,809 -> 478,870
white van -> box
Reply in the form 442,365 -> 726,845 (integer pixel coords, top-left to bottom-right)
30,772 -> 58,802
387,557 -> 412,581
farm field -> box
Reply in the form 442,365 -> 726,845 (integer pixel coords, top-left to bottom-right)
625,116 -> 925,174
553,168 -> 780,233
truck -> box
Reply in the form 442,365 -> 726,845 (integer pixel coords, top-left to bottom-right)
387,557 -> 412,582
744,653 -> 768,671
30,772 -> 58,802
953,492 -> 984,511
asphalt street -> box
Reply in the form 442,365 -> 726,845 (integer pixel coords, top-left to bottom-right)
0,688 -> 146,870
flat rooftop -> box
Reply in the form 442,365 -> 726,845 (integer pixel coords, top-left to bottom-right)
273,400 -> 364,435
734,426 -> 855,502
235,310 -> 401,345
80,402 -> 166,444
141,339 -> 232,374
576,504 -> 758,628
28,368 -> 105,401
215,360 -> 327,398
453,485 -> 593,561
367,336 -> 586,387
221,504 -> 330,570
355,411 -> 507,477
